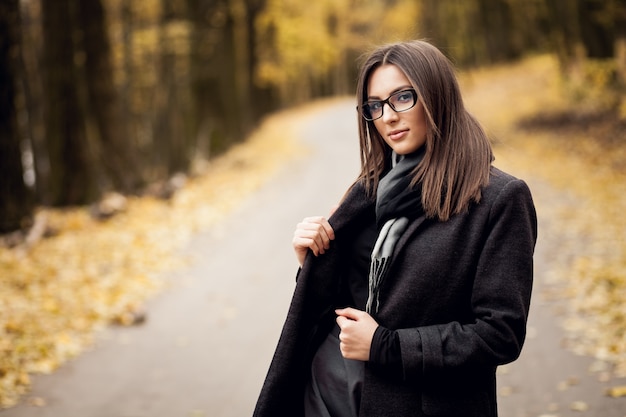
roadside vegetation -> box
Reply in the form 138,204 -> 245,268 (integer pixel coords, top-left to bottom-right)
0,106 -> 303,407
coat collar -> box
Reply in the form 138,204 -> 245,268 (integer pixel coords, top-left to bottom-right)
327,180 -> 430,260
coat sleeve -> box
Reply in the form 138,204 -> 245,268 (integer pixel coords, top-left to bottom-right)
396,178 -> 537,380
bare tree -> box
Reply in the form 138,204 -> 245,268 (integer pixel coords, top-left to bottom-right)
78,0 -> 143,193
155,0 -> 193,176
41,0 -> 99,205
0,0 -> 32,233
616,1 -> 626,84
188,0 -> 243,156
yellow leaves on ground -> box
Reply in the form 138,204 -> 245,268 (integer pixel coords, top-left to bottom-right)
0,104 -> 308,408
569,400 -> 590,412
462,55 -> 626,377
606,385 -> 626,398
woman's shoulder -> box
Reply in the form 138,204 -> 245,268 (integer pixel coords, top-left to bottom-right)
487,166 -> 530,190
488,165 -> 521,183
482,166 -> 534,205
338,179 -> 373,206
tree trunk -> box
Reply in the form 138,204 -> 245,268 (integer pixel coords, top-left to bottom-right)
155,0 -> 193,176
77,0 -> 142,193
578,0 -> 614,59
17,1 -> 47,205
419,0 -> 442,45
245,0 -> 277,124
477,0 -> 518,63
41,0 -> 99,206
616,1 -> 626,85
0,0 -> 33,233
189,0 -> 242,156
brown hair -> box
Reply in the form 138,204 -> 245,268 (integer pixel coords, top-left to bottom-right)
355,40 -> 493,221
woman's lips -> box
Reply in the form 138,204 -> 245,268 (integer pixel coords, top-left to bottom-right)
388,129 -> 408,141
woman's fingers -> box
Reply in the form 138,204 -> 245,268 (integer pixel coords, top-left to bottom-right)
292,234 -> 323,256
335,307 -> 360,320
292,216 -> 336,266
335,308 -> 378,361
302,216 -> 335,242
293,216 -> 335,254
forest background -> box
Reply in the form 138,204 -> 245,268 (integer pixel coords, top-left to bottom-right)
1,0 -> 625,228
0,0 -> 625,409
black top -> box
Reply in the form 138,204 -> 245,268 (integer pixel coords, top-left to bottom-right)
342,214 -> 403,377
344,218 -> 377,309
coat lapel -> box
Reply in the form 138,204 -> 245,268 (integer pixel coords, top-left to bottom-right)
391,214 -> 429,262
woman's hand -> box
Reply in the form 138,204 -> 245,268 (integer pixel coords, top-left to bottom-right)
335,308 -> 379,361
292,213 -> 336,267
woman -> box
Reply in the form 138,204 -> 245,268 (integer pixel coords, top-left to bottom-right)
253,40 -> 537,417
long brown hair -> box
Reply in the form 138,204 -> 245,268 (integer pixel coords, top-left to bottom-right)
355,40 -> 493,221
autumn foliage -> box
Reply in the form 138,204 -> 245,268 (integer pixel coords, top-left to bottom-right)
1,0 -> 626,409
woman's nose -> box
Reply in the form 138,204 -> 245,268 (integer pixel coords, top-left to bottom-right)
381,103 -> 398,123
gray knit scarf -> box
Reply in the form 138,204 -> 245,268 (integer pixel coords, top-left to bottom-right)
366,150 -> 424,314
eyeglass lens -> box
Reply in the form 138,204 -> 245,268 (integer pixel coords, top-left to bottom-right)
362,89 -> 416,121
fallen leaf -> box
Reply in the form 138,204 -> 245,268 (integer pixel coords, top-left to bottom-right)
606,385 -> 626,398
570,401 -> 589,412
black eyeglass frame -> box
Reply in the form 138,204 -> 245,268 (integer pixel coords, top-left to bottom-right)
358,89 -> 418,121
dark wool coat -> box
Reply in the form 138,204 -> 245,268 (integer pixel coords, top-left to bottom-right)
253,167 -> 537,417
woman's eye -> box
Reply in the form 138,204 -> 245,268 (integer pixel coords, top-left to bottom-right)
396,92 -> 412,102
368,101 -> 383,111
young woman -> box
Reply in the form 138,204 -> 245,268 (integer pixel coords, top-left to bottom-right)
253,39 -> 537,417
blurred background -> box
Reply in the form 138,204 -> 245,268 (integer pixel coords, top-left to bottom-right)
1,0 -> 625,412
2,0 -> 625,223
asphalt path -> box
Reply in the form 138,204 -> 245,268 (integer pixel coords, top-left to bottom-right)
2,99 -> 625,417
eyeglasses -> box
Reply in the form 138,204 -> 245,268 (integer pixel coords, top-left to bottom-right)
359,89 -> 418,121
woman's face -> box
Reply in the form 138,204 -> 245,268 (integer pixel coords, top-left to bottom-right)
367,64 -> 428,155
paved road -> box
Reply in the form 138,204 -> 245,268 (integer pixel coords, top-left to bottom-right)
2,99 -> 625,417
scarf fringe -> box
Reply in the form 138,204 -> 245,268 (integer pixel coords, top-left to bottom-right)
366,217 -> 409,314
366,257 -> 389,314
